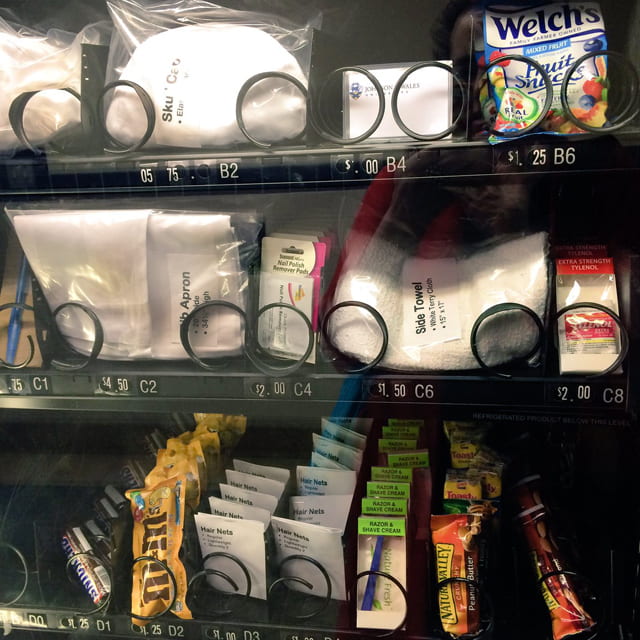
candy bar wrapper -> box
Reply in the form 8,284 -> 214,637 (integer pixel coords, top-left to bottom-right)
193,413 -> 247,455
126,476 -> 192,625
449,429 -> 483,470
166,435 -> 206,476
191,429 -> 222,488
83,519 -> 113,564
431,513 -> 482,637
152,438 -> 204,508
120,458 -> 149,490
61,526 -> 111,605
513,477 -> 595,640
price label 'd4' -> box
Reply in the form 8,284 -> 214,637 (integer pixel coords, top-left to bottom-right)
280,631 -> 334,640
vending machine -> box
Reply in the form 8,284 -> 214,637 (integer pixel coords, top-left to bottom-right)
0,1 -> 639,640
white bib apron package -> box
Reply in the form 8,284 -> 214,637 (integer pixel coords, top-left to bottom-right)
147,213 -> 245,359
104,0 -> 316,149
7,206 -> 258,361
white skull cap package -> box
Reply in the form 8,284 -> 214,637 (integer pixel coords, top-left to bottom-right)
6,205 -> 261,361
0,19 -> 110,151
104,0 -> 317,149
328,230 -> 549,372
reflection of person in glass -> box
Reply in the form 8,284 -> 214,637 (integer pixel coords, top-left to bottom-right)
323,145 -> 548,375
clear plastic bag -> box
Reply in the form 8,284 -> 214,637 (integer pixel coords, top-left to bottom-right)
104,0 -> 320,149
5,203 -> 263,361
555,247 -> 622,374
325,170 -> 550,373
0,19 -> 111,152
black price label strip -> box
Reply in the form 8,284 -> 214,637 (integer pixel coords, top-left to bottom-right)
205,625 -> 264,640
0,371 -> 628,412
98,375 -> 135,396
244,378 -> 315,400
280,631 -> 339,640
331,153 -> 409,181
127,621 -> 189,638
5,375 -> 27,394
361,377 -> 619,408
245,378 -> 291,400
494,143 -> 581,173
3,610 -> 49,629
365,378 -> 437,402
546,381 -> 627,409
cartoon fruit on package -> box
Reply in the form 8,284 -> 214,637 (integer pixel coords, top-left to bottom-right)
583,78 -> 603,101
562,74 -> 608,131
488,50 -> 511,68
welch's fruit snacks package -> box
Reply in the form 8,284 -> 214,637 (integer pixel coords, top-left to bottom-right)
483,2 -> 608,137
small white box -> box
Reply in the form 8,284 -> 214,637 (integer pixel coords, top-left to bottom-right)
344,62 -> 453,141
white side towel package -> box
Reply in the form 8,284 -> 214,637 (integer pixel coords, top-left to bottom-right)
8,206 -> 257,361
328,231 -> 550,371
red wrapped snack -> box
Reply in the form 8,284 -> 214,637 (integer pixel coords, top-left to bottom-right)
513,476 -> 595,640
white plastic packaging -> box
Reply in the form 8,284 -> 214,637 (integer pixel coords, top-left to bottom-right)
0,19 -> 110,151
104,0 -> 318,149
6,204 -> 261,361
328,230 -> 549,372
271,516 -> 346,601
555,246 -> 622,374
194,512 -> 267,600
